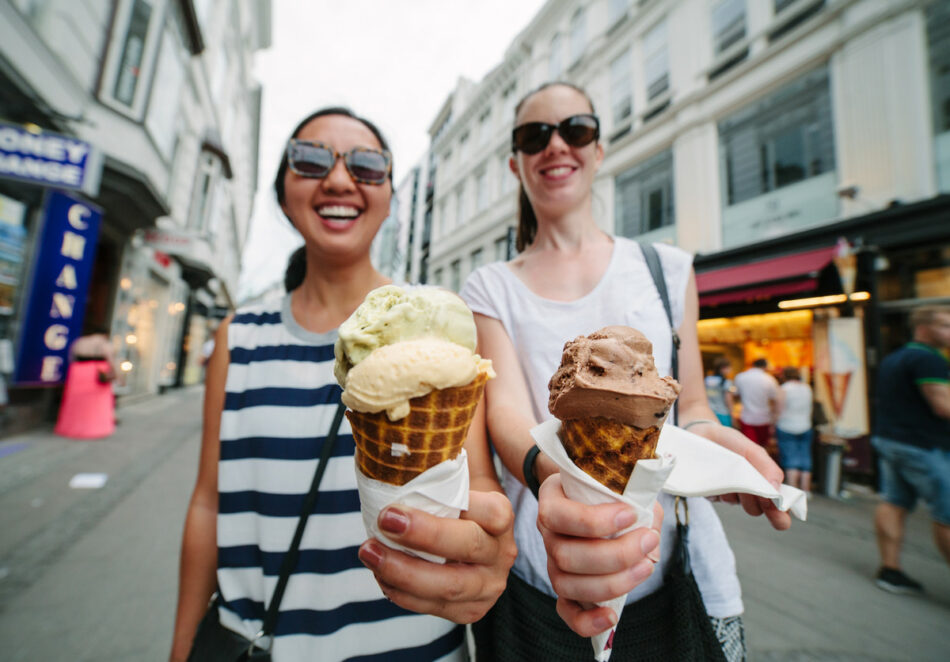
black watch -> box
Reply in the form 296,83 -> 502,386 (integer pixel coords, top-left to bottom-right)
523,445 -> 542,500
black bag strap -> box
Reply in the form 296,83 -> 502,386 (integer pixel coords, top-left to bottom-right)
638,242 -> 680,423
255,401 -> 347,646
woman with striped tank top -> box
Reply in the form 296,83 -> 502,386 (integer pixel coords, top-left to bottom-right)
169,108 -> 516,662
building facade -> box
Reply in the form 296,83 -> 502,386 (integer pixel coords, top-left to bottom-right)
0,0 -> 271,434
416,0 -> 950,483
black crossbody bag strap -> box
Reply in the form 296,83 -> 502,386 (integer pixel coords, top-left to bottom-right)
257,401 -> 347,641
638,242 -> 680,423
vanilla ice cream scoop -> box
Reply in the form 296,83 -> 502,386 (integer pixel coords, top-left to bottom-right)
334,285 -> 477,385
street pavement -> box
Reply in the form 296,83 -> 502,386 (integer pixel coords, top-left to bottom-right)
0,387 -> 948,661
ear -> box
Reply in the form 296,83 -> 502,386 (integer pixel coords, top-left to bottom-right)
508,155 -> 520,178
594,141 -> 605,171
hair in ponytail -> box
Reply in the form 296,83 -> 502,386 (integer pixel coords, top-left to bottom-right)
511,81 -> 597,253
284,246 -> 306,292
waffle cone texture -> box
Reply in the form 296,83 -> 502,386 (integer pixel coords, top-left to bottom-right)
560,417 -> 660,494
347,371 -> 489,485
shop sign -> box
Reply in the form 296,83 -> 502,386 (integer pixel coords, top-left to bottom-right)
144,226 -> 195,254
13,190 -> 102,385
0,121 -> 103,197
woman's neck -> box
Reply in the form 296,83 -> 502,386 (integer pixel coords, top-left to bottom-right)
291,251 -> 390,334
526,204 -> 608,255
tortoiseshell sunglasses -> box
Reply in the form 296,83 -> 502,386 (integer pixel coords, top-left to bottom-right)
287,139 -> 392,185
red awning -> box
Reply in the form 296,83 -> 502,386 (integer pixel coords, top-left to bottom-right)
697,245 -> 836,307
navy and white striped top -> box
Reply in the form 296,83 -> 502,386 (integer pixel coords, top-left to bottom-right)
216,294 -> 466,661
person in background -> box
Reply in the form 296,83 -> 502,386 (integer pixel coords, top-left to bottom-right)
705,357 -> 737,427
872,305 -> 950,594
734,358 -> 782,448
169,107 -> 515,662
54,328 -> 118,439
775,367 -> 814,492
462,81 -> 789,661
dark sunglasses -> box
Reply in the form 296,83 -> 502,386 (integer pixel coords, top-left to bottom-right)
511,114 -> 600,154
287,139 -> 392,185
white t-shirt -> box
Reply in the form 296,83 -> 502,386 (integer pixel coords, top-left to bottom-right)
777,381 -> 813,435
460,237 -> 743,618
735,368 -> 781,425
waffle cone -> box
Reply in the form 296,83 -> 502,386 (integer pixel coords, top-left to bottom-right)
559,417 -> 659,494
347,371 -> 489,485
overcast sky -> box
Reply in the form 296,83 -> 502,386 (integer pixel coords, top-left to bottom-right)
237,0 -> 547,299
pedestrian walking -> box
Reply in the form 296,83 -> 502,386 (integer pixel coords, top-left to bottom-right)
734,358 -> 782,448
53,328 -> 117,439
775,367 -> 814,493
872,305 -> 950,594
461,81 -> 789,662
705,357 -> 737,427
169,107 -> 515,662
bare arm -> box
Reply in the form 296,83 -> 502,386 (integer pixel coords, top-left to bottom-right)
169,319 -> 230,662
920,381 -> 950,419
676,272 -> 791,531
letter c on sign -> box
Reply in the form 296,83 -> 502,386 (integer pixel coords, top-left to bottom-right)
44,324 -> 70,351
67,204 -> 90,230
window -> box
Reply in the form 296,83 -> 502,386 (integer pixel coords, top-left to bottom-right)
499,154 -> 516,194
608,0 -> 630,27
927,0 -> 950,191
99,0 -> 167,117
718,67 -> 835,205
459,133 -> 470,163
549,33 -> 563,80
145,19 -> 186,159
478,110 -> 492,146
471,248 -> 484,272
712,0 -> 746,55
433,267 -> 444,287
438,199 -> 448,235
570,8 -> 586,65
188,152 -> 220,233
643,20 -> 670,102
494,236 -> 508,262
615,149 -> 675,238
449,259 -> 461,292
610,50 -> 633,125
476,170 -> 489,212
773,0 -> 798,14
501,83 -> 518,124
456,185 -> 466,226
441,149 -> 452,171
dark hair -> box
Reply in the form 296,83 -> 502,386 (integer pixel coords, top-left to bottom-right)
276,107 -> 392,291
783,366 -> 801,381
714,357 -> 731,373
511,82 -> 597,252
752,358 -> 768,369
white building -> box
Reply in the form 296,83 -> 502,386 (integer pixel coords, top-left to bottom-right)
0,0 -> 270,430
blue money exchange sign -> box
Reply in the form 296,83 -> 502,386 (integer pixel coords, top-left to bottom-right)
14,190 -> 102,385
0,121 -> 103,196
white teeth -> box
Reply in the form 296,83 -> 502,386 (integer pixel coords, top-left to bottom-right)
317,205 -> 359,219
544,166 -> 572,177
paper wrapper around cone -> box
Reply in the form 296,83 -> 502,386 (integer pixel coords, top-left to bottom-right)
347,371 -> 489,486
532,419 -> 675,662
559,417 -> 661,494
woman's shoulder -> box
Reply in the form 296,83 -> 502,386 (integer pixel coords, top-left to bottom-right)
614,236 -> 693,266
231,294 -> 285,325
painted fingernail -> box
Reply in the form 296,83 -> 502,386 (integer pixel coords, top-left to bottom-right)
614,509 -> 636,530
358,542 -> 383,569
380,507 -> 410,535
640,529 -> 660,558
592,612 -> 617,633
632,558 -> 655,582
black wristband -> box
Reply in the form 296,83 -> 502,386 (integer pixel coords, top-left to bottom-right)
523,445 -> 542,500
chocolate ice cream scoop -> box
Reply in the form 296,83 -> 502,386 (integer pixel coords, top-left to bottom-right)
548,325 -> 681,428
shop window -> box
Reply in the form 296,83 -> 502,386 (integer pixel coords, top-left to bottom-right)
927,0 -> 950,192
718,66 -> 835,206
549,33 -> 563,80
99,0 -> 168,118
712,0 -> 746,55
610,50 -> 633,127
615,149 -> 675,239
569,8 -> 586,66
643,20 -> 669,102
449,259 -> 461,292
0,194 -> 29,348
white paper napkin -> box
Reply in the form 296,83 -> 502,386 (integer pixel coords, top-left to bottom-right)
532,420 -> 675,661
657,424 -> 808,521
355,449 -> 470,564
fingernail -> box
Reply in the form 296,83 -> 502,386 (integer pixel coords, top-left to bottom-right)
640,529 -> 660,558
358,542 -> 383,569
380,507 -> 410,535
592,612 -> 617,633
614,508 -> 636,530
632,558 -> 655,582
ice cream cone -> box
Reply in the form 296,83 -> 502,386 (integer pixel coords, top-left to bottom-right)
559,417 -> 660,494
348,371 -> 489,485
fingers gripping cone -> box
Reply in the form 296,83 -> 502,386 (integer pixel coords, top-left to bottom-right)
347,372 -> 489,485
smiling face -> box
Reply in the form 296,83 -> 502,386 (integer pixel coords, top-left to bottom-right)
280,114 -> 392,264
510,84 -> 603,219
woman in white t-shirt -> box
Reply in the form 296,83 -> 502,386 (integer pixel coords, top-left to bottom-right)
776,367 -> 815,492
461,82 -> 790,661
